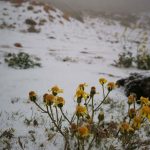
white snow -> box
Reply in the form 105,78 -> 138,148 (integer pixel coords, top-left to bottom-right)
0,1 -> 150,149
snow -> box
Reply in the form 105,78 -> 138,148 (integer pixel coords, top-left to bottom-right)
0,1 -> 150,149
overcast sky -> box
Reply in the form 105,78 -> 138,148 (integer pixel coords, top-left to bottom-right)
46,0 -> 150,13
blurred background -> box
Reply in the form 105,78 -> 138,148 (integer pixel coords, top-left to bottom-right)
45,0 -> 150,14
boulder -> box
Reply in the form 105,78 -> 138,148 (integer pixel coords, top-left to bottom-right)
116,73 -> 150,101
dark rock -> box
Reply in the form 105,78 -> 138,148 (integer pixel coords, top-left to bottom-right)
14,43 -> 22,48
116,73 -> 150,100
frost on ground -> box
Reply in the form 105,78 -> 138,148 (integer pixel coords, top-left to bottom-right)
0,0 -> 150,150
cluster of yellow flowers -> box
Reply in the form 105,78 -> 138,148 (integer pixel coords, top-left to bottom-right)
72,78 -> 116,138
29,86 -> 65,108
28,77 -> 150,149
120,95 -> 150,134
29,78 -> 116,139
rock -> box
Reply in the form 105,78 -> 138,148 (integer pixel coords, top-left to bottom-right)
116,73 -> 150,101
14,43 -> 22,48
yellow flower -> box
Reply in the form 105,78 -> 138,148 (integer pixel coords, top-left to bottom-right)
99,78 -> 107,85
107,82 -> 115,91
77,125 -> 89,138
43,93 -> 48,103
140,105 -> 150,121
76,105 -> 87,117
29,91 -> 37,102
140,96 -> 150,106
128,108 -> 136,119
50,86 -> 63,96
128,94 -> 136,105
75,89 -> 89,101
78,83 -> 88,90
54,96 -> 65,108
120,122 -> 134,134
132,115 -> 142,129
44,94 -> 55,106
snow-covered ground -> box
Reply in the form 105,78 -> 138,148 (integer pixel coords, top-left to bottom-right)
0,1 -> 150,149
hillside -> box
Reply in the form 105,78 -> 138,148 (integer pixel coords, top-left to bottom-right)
0,1 -> 150,149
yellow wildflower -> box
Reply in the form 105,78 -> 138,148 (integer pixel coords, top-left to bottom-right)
120,122 -> 134,134
77,125 -> 89,138
50,86 -> 63,96
29,91 -> 37,102
140,96 -> 150,106
107,82 -> 115,91
140,105 -> 150,121
99,78 -> 107,85
43,93 -> 48,103
78,83 -> 88,90
76,105 -> 87,117
132,115 -> 142,129
54,96 -> 65,108
128,94 -> 136,105
44,94 -> 55,106
75,89 -> 89,101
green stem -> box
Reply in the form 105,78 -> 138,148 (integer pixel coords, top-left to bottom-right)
91,96 -> 94,121
50,105 -> 54,119
46,106 -> 65,137
60,108 -> 72,125
102,84 -> 105,99
86,97 -> 91,105
94,91 -> 110,111
71,113 -> 75,124
34,101 -> 47,113
88,135 -> 95,150
115,129 -> 120,138
82,139 -> 85,150
55,106 -> 59,125
77,116 -> 80,150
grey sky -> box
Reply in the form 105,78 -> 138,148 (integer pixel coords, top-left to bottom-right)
46,0 -> 150,13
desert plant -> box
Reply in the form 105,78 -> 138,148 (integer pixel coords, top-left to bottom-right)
114,51 -> 134,68
25,19 -> 37,26
5,52 -> 41,69
136,32 -> 150,70
27,25 -> 40,33
29,78 -> 150,150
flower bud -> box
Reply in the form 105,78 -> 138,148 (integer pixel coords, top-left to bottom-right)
90,86 -> 96,98
55,96 -> 65,108
29,91 -> 37,102
128,108 -> 136,119
98,111 -> 104,122
128,94 -> 136,105
107,82 -> 115,91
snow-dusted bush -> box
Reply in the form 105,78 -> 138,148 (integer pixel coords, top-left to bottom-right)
114,51 -> 134,68
5,52 -> 41,69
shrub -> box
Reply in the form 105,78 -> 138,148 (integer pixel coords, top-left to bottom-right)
114,51 -> 134,68
25,19 -> 37,26
27,26 -> 40,33
5,52 -> 41,69
29,79 -> 150,150
136,52 -> 150,70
